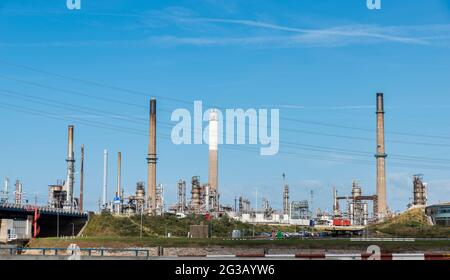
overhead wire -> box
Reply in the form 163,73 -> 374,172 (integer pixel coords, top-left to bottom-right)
1,59 -> 450,170
1,88 -> 450,167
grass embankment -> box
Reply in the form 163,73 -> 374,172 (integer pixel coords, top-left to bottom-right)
81,212 -> 299,238
368,208 -> 450,238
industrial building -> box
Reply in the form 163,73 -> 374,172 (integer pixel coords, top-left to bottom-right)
333,181 -> 377,226
47,125 -> 81,212
0,124 -> 89,242
0,217 -> 33,244
2,91 -> 447,241
226,175 -> 310,226
425,204 -> 450,226
100,93 -> 405,226
412,175 -> 427,207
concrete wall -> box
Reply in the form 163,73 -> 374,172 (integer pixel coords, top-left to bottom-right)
0,218 -> 32,244
189,225 -> 209,238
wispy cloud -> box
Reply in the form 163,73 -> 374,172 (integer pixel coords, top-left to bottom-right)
0,36 -> 290,48
276,105 -> 375,110
180,18 -> 429,45
2,8 -> 450,48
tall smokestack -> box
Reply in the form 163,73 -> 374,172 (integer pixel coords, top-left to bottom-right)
117,152 -> 122,197
102,149 -> 108,207
375,93 -> 387,219
66,125 -> 75,210
147,98 -> 157,212
79,144 -> 84,212
208,110 -> 218,193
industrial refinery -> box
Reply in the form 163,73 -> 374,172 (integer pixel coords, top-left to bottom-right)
1,91 -> 446,246
1,0 -> 450,272
89,92 -> 390,225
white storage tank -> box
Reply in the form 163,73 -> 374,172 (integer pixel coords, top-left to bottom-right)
255,213 -> 265,222
232,229 -> 241,239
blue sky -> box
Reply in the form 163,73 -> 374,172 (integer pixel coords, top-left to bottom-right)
0,0 -> 450,214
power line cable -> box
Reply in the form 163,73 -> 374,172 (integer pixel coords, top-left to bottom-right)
2,59 -> 450,141
0,75 -> 450,147
1,101 -> 449,171
2,90 -> 449,165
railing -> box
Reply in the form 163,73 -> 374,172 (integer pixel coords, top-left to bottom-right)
0,202 -> 87,216
0,247 -> 151,257
351,237 -> 416,242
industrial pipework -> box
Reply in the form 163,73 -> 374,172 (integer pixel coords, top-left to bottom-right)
65,125 -> 75,211
80,144 -> 85,212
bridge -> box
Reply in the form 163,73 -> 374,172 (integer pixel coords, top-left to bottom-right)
0,203 -> 88,239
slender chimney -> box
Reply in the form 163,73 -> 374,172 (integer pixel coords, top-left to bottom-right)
208,110 -> 219,193
102,149 -> 108,207
117,152 -> 122,197
66,125 -> 75,210
79,144 -> 84,212
282,173 -> 289,215
333,186 -> 338,213
1,177 -> 9,202
15,180 -> 22,205
147,99 -> 157,212
375,93 -> 387,219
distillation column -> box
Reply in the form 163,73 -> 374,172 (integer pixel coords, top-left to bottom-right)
116,151 -> 122,214
80,144 -> 85,212
65,125 -> 75,210
282,173 -> 289,215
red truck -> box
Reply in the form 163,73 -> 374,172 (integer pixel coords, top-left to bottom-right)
332,219 -> 351,226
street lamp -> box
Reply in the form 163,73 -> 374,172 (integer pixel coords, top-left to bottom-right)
70,223 -> 75,238
57,212 -> 60,238
140,206 -> 143,239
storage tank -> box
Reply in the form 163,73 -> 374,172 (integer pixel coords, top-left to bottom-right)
232,230 -> 241,239
255,213 -> 265,223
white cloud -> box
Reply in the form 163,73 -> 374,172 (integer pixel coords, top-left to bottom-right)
276,105 -> 375,110
4,15 -> 450,48
181,18 -> 429,45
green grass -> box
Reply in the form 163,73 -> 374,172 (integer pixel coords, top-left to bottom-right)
82,212 -> 301,238
368,208 -> 450,238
